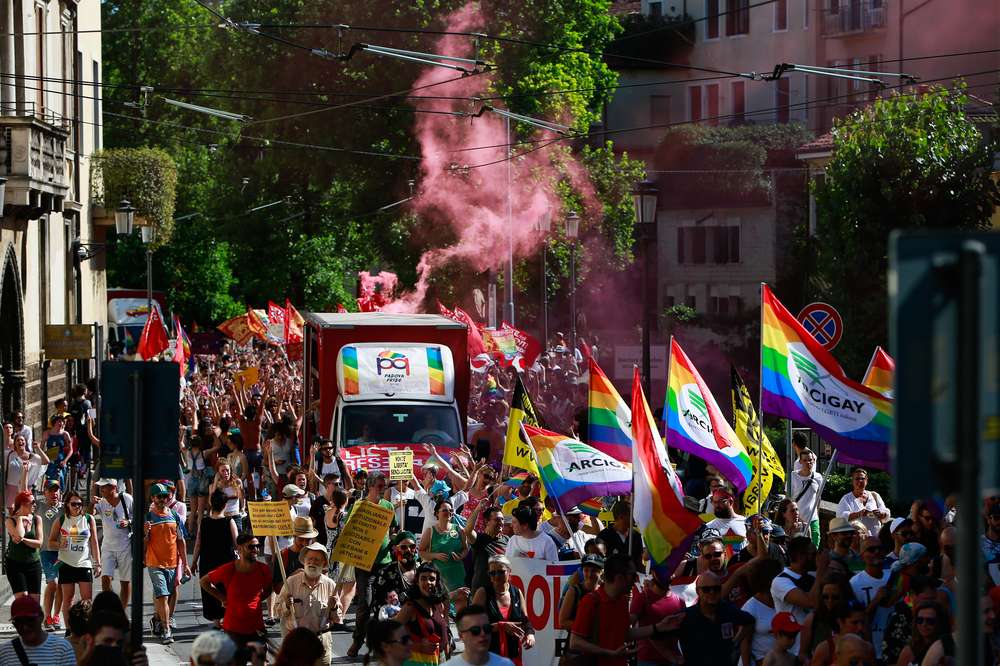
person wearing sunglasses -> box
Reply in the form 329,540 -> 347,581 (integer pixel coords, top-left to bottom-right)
441,604 -> 511,666
470,555 -> 534,662
200,533 -> 273,651
895,600 -> 951,666
47,489 -> 100,632
366,618 -> 413,666
797,572 -> 852,661
5,490 -> 44,601
677,571 -> 754,666
808,600 -> 869,665
848,537 -> 892,658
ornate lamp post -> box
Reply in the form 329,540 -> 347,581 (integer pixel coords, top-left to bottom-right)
632,179 -> 659,396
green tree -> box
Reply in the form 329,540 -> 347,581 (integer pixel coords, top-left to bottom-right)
813,86 -> 1000,373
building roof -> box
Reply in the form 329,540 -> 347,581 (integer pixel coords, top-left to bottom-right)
796,133 -> 833,155
609,0 -> 642,16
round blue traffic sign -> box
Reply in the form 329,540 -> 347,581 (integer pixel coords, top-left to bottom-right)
796,302 -> 843,350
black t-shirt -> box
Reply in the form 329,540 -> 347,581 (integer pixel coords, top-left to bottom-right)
677,602 -> 754,666
310,495 -> 330,546
596,526 -> 644,569
470,532 -> 509,592
70,398 -> 92,442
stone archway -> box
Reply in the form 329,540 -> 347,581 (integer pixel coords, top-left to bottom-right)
0,243 -> 25,418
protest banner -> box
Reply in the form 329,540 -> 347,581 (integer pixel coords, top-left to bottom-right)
508,558 -> 578,666
247,501 -> 293,537
389,449 -> 414,482
339,444 -> 436,474
330,500 -> 395,570
233,367 -> 260,390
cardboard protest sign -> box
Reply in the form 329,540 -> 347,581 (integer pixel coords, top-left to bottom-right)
330,501 -> 394,570
247,501 -> 293,537
389,449 -> 414,481
234,367 -> 260,390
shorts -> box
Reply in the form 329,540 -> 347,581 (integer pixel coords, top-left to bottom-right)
148,566 -> 177,598
6,558 -> 42,595
101,546 -> 132,582
188,470 -> 210,497
40,551 -> 59,583
58,563 -> 94,585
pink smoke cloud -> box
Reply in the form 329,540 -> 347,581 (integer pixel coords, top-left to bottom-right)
384,2 -> 599,314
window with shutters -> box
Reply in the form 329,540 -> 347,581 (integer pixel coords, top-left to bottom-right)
775,0 -> 788,30
711,226 -> 741,263
689,86 -> 702,122
726,0 -> 750,35
706,84 -> 720,125
706,0 -> 720,39
710,296 -> 743,315
731,81 -> 746,124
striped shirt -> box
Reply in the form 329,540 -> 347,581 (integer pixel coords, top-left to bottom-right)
145,508 -> 183,568
0,634 -> 76,665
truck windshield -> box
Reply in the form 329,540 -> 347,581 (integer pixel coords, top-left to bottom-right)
340,405 -> 461,448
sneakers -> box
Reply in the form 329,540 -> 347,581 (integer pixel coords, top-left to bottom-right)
162,629 -> 174,645
50,615 -> 62,632
169,617 -> 177,629
149,615 -> 163,637
44,617 -> 54,632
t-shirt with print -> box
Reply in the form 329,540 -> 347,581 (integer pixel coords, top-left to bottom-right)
678,602 -> 754,666
851,569 -> 891,660
441,653 -> 514,666
37,498 -> 62,552
0,633 -> 76,665
504,532 -> 558,561
145,508 -> 182,568
96,493 -> 134,552
206,560 -> 273,634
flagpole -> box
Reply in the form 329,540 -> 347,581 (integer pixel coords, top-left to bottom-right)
519,422 -> 584,557
757,283 -> 765,515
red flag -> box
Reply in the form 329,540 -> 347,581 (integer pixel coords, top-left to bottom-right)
173,315 -> 190,377
500,321 -> 542,369
137,307 -> 169,360
453,307 -> 486,357
436,301 -> 458,321
285,299 -> 304,345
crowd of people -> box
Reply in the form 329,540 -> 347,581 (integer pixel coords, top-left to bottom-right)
0,338 -> 997,666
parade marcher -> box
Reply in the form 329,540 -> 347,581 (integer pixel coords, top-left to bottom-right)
273,626 -> 325,666
189,631 -> 238,666
982,502 -> 1000,563
38,479 -> 64,630
630,568 -> 684,666
677,571 -> 754,666
467,504 -> 508,594
41,414 -> 73,490
739,558 -> 785,666
10,410 -> 32,448
569,554 -> 683,666
93,478 -> 134,610
371,531 -> 420,624
894,601 -> 950,666
879,575 -> 943,665
394,562 -> 451,666
704,488 -> 748,556
886,517 -> 916,564
557,554 -> 602,631
505,505 -> 558,562
324,485 -> 349,577
596,500 -> 644,569
209,460 -> 243,520
762,612 -> 800,666
182,423 -> 213,543
797,572 -> 854,660
807,601 -> 868,665
143,482 -> 189,644
366,619 -> 414,666
442,604 -> 515,666
192,489 -> 239,626
470,555 -> 534,664
201,533 -> 274,651
77,610 -> 143,666
274,542 -> 338,662
419,499 -> 469,603
850,536 -> 891,659
310,471 -> 340,548
347,471 -> 396,658
826,517 -> 863,575
273,515 -> 318,594
770,537 -> 825,656
788,448 -> 822,546
837,468 -> 890,538
4,430 -> 48,508
48,490 -> 100,627
6,490 -> 43,599
0,595 -> 76,665
773,498 -> 809,542
68,383 -> 97,478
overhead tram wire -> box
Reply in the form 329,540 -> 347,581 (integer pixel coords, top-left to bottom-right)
451,67 -> 1000,170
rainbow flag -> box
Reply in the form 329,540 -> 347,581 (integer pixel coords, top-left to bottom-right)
632,367 -> 703,569
862,346 -> 895,398
665,338 -> 753,492
342,347 -> 360,395
523,425 -> 632,509
760,284 -> 892,468
426,347 -> 445,395
587,357 -> 633,463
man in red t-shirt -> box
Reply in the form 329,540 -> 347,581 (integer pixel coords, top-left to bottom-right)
200,533 -> 273,648
570,554 -> 684,666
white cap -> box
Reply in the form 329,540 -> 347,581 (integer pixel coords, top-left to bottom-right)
191,630 -> 237,664
282,483 -> 306,498
95,478 -> 117,487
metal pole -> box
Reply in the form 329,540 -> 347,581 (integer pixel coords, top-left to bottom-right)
570,238 -> 577,357
130,369 -> 144,656
785,421 -> 793,494
145,247 -> 153,323
505,115 -> 514,326
814,449 -> 839,503
641,237 -> 652,397
955,241 -> 984,666
541,246 -> 548,349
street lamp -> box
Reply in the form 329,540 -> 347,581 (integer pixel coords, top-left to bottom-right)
140,222 -> 155,324
114,199 -> 135,236
632,179 -> 659,396
565,210 -> 580,357
538,211 -> 552,350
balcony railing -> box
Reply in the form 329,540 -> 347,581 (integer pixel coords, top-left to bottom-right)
0,102 -> 71,214
823,1 -> 887,36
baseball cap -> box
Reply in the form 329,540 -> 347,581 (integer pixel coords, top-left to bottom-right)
771,611 -> 802,634
890,517 -> 914,534
770,525 -> 787,538
564,506 -> 582,516
95,478 -> 117,487
828,516 -> 857,534
282,484 -> 306,498
44,479 -> 60,489
10,595 -> 42,620
581,554 -> 604,569
191,630 -> 237,664
302,542 -> 329,560
150,483 -> 170,497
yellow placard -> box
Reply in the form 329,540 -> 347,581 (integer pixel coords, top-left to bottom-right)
389,449 -> 413,482
330,501 -> 394,570
234,367 -> 260,390
247,501 -> 293,537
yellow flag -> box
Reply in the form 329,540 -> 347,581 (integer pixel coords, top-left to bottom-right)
503,375 -> 541,471
731,366 -> 785,515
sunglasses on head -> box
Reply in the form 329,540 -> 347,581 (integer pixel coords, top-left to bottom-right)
462,624 -> 493,636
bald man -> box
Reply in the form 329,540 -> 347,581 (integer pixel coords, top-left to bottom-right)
850,536 -> 891,660
834,633 -> 875,666
678,571 -> 754,666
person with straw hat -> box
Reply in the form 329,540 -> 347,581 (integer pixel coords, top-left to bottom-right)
275,542 -> 338,663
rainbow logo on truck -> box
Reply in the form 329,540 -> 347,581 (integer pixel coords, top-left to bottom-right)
376,351 -> 411,376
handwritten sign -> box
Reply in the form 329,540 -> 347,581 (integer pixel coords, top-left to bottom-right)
233,367 -> 260,390
389,449 -> 414,481
247,501 -> 293,537
330,501 -> 394,570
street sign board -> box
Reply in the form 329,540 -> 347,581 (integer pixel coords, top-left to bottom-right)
890,231 -> 999,499
796,302 -> 843,350
43,324 -> 93,359
613,345 -> 667,381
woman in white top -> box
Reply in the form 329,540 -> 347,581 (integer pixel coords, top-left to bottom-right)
739,558 -> 784,666
209,461 -> 243,517
46,490 -> 100,623
4,431 -> 49,509
836,467 -> 890,537
505,505 -> 558,561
